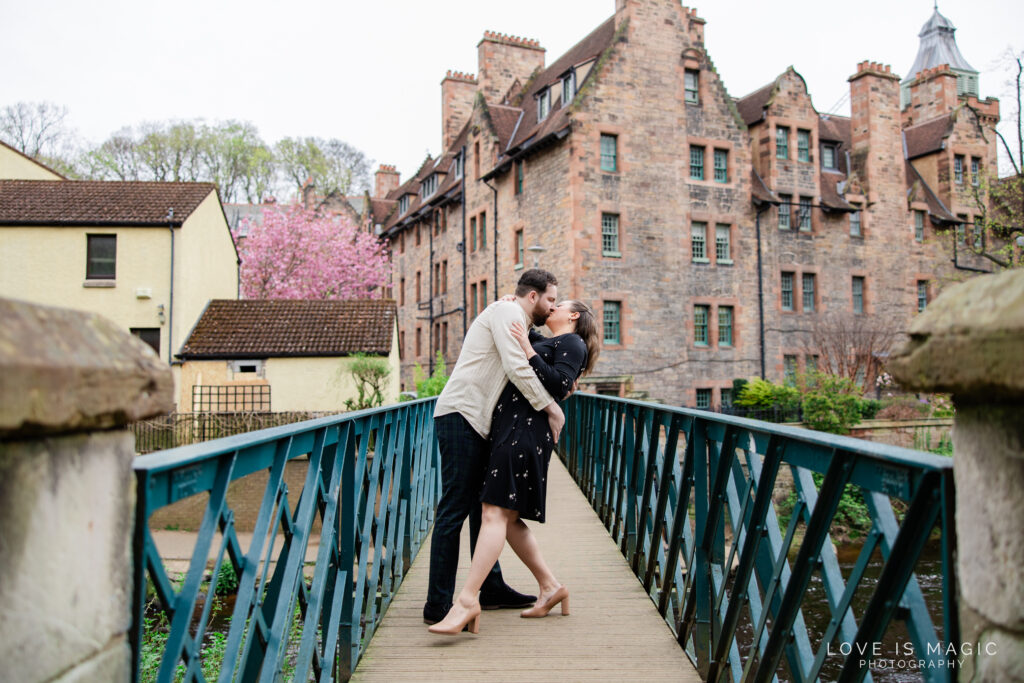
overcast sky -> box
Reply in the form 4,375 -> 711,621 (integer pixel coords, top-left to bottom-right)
3,0 -> 1021,183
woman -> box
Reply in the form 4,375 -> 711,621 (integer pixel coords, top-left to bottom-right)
428,300 -> 600,635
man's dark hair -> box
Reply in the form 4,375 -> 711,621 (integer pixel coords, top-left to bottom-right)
515,268 -> 558,297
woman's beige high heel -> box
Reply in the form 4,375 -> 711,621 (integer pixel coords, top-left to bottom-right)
520,585 -> 569,618
427,602 -> 481,635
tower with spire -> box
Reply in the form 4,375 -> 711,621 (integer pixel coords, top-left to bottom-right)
900,5 -> 979,109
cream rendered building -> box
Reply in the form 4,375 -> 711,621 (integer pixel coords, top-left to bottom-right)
0,144 -> 239,403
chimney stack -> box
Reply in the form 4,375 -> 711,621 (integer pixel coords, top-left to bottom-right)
441,71 -> 478,151
849,61 -> 903,223
374,165 -> 400,199
477,31 -> 545,104
902,65 -> 959,126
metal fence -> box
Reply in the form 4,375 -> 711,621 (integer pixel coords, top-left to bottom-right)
131,412 -> 336,454
131,398 -> 439,682
559,393 -> 956,683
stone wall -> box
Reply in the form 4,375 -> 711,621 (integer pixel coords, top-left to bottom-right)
0,298 -> 173,682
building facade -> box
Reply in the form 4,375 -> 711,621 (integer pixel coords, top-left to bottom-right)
373,0 -> 1002,405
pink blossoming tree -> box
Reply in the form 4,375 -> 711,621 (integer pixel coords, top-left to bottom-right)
235,204 -> 390,300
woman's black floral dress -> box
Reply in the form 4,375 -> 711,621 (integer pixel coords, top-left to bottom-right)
480,331 -> 588,522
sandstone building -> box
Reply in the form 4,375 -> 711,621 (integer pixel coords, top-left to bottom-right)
371,0 -> 1002,406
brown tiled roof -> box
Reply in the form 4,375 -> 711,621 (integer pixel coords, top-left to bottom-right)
0,180 -> 216,226
179,299 -> 396,359
504,16 -> 616,152
820,171 -> 855,211
818,115 -> 850,145
751,169 -> 779,204
905,161 -> 957,222
735,80 -> 777,126
489,105 -> 524,151
904,114 -> 952,160
369,198 -> 396,224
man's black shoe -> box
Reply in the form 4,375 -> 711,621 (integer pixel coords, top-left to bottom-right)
479,585 -> 537,610
423,602 -> 449,625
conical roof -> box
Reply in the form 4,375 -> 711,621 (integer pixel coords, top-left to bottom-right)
902,7 -> 976,83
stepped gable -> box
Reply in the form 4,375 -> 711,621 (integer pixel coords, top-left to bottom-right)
179,299 -> 396,359
0,180 -> 216,226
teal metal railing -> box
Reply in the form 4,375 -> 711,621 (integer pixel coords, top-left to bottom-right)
560,394 -> 956,683
131,398 -> 439,682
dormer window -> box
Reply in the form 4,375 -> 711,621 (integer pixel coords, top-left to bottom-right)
398,195 -> 409,215
822,144 -> 839,171
561,71 -> 576,107
421,174 -> 438,199
453,152 -> 464,180
684,69 -> 699,104
537,88 -> 551,121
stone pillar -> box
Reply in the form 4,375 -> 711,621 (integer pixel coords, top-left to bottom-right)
888,269 -> 1024,681
0,298 -> 173,682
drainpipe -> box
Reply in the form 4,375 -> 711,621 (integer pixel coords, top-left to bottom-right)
166,208 -> 175,365
483,178 -> 498,300
754,203 -> 769,380
428,212 -> 435,375
461,146 -> 468,336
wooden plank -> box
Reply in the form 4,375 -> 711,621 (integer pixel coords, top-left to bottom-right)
352,457 -> 700,682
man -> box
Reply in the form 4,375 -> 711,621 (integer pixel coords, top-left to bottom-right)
424,269 -> 566,624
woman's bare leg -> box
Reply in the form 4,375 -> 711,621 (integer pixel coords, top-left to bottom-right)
505,518 -> 560,596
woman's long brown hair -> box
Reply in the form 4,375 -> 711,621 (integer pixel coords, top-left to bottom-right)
565,300 -> 601,376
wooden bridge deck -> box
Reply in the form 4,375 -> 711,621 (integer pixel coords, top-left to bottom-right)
352,456 -> 701,682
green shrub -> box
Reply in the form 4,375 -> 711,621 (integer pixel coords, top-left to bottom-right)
800,372 -> 863,434
343,353 -> 391,411
736,377 -> 800,412
857,398 -> 883,420
412,351 -> 449,398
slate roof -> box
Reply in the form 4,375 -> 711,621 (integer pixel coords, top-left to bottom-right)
0,180 -> 216,226
905,162 -> 958,223
903,8 -> 976,84
179,299 -> 396,359
735,81 -> 777,126
751,170 -> 779,205
820,171 -> 855,211
904,114 -> 953,159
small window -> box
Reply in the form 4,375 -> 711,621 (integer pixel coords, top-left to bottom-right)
474,140 -> 481,179
715,224 -> 731,262
713,149 -> 728,183
453,151 -> 464,179
718,306 -> 733,347
956,215 -> 967,245
416,270 -> 422,301
515,159 -> 524,195
421,174 -> 438,199
470,283 -> 478,320
802,273 -> 816,312
783,355 -> 798,385
689,145 -> 705,180
398,195 -> 409,215
515,229 -> 524,267
917,280 -> 929,312
684,69 -> 700,104
479,212 -> 487,249
778,194 -> 792,230
694,305 -> 709,346
480,280 -> 488,309
130,328 -> 160,354
971,157 -> 981,187
776,126 -> 790,159
470,216 -> 477,252
850,207 -> 862,237
441,260 -> 448,294
799,196 -> 812,231
720,388 -> 733,408
781,272 -> 794,311
537,88 -> 551,121
797,129 -> 810,162
695,388 -> 711,409
400,277 -> 406,306
415,327 -> 422,357
600,134 -> 618,172
852,276 -> 865,314
602,213 -> 620,256
822,144 -> 838,170
86,234 -> 116,280
954,155 -> 964,185
914,210 -> 925,242
603,301 -> 622,345
806,355 -> 819,372
691,222 -> 707,261
562,71 -> 576,106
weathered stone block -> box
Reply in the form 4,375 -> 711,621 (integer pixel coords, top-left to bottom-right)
0,431 -> 135,682
0,298 -> 174,438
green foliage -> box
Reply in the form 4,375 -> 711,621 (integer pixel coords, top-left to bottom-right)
411,351 -> 450,398
857,398 -> 883,420
776,472 -> 873,541
735,377 -> 799,411
215,561 -> 240,595
343,353 -> 391,411
800,372 -> 863,434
